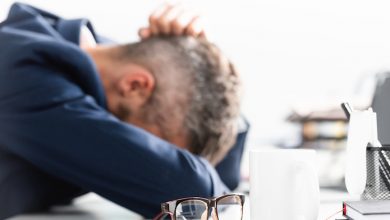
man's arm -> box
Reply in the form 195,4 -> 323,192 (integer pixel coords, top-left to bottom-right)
0,52 -> 228,218
216,117 -> 249,190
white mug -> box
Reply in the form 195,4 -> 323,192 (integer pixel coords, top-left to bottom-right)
250,149 -> 320,220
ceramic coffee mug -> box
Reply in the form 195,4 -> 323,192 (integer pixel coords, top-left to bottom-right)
250,149 -> 320,220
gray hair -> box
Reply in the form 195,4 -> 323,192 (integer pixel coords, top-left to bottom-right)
118,37 -> 241,165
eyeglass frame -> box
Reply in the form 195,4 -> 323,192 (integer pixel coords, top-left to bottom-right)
153,193 -> 245,220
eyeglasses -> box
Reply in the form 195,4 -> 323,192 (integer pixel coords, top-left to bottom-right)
153,194 -> 245,220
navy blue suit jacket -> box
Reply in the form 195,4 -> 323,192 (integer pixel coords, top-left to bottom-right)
0,3 -> 248,219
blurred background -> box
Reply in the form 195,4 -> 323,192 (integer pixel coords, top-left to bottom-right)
2,0 -> 390,189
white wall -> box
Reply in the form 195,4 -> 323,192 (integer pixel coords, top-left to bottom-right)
2,0 -> 390,146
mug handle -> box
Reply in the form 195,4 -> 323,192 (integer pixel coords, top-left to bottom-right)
294,161 -> 320,220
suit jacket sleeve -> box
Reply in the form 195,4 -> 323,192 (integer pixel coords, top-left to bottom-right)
216,117 -> 249,190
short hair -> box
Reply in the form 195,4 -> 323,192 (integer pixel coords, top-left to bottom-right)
118,37 -> 241,165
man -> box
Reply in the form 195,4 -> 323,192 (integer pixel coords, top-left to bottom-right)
0,2 -> 248,219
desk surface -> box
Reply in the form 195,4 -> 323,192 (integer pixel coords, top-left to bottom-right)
7,188 -> 357,220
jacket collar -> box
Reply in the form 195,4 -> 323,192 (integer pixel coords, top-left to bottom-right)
57,19 -> 98,46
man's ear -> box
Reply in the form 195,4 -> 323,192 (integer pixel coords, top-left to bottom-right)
118,65 -> 155,103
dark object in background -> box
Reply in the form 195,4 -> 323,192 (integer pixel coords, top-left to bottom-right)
341,102 -> 353,120
372,72 -> 390,145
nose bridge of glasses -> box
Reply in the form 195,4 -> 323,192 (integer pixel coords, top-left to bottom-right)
161,201 -> 176,214
207,199 -> 218,220
209,199 -> 217,208
161,203 -> 168,212
208,206 -> 219,220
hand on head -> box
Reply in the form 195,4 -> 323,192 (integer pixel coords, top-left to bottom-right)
139,3 -> 206,39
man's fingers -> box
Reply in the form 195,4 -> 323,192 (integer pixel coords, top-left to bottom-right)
199,30 -> 207,40
172,11 -> 196,36
156,4 -> 183,35
138,27 -> 152,39
154,4 -> 174,35
185,16 -> 204,37
149,4 -> 170,35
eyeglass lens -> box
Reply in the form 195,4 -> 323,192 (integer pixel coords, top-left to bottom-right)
175,199 -> 208,220
216,195 -> 242,220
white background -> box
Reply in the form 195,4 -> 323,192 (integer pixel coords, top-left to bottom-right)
2,0 -> 390,146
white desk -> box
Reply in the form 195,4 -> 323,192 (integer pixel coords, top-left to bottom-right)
7,193 -> 143,220
8,188 -> 356,220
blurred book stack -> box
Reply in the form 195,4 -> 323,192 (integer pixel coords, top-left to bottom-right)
288,108 -> 348,150
287,108 -> 348,189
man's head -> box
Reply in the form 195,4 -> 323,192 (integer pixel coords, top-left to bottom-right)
88,37 -> 241,165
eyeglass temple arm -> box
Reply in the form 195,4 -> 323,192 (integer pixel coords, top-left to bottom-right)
152,212 -> 173,220
153,203 -> 174,220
